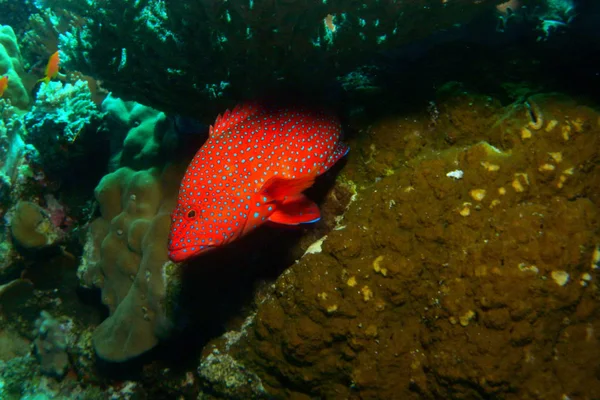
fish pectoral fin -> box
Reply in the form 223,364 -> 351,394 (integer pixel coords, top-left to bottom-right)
319,141 -> 350,174
260,174 -> 316,201
268,194 -> 321,225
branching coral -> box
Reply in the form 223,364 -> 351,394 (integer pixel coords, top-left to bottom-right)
23,79 -> 107,181
20,7 -> 91,71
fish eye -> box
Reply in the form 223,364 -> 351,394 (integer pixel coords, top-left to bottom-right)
187,210 -> 196,219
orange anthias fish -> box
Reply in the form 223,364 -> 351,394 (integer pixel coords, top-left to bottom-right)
0,75 -> 8,97
168,102 -> 349,263
38,51 -> 60,84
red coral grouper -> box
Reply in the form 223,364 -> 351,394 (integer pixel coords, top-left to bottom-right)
168,102 -> 349,262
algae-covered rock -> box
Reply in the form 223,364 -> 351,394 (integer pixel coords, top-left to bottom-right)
0,328 -> 30,361
198,353 -> 267,399
0,279 -> 34,319
10,201 -> 61,250
195,93 -> 600,399
0,25 -> 29,109
78,164 -> 185,361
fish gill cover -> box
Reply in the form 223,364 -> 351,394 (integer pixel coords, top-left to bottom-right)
0,0 -> 600,399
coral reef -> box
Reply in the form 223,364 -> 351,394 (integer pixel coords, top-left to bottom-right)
32,311 -> 70,378
0,354 -> 105,400
23,79 -> 107,181
0,103 -> 31,281
1,83 -> 599,398
0,155 -> 73,281
0,78 -> 106,283
0,278 -> 105,399
0,25 -> 30,109
45,0 -> 501,118
0,1 -> 599,395
78,165 -> 185,361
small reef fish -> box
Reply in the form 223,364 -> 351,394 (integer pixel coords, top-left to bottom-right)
0,75 -> 8,97
168,102 -> 349,262
37,51 -> 60,84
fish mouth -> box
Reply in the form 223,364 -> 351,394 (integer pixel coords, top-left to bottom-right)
168,244 -> 215,263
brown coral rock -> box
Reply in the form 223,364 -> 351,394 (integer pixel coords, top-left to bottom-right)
78,165 -> 183,361
200,93 -> 600,399
10,201 -> 60,250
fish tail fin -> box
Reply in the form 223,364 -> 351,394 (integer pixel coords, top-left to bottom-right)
37,76 -> 50,84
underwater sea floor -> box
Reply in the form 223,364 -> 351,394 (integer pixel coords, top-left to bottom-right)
1,85 -> 599,399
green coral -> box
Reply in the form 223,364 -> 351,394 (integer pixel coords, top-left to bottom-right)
0,25 -> 29,109
102,95 -> 176,170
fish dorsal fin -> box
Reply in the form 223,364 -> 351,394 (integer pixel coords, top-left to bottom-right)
210,102 -> 262,138
259,174 -> 316,201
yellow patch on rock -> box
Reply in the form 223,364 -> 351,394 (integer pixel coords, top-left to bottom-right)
373,255 -> 387,276
470,189 -> 486,202
361,286 -> 373,302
